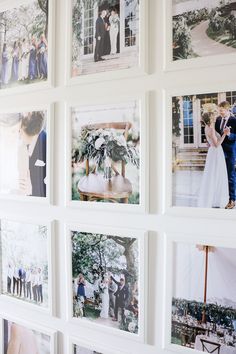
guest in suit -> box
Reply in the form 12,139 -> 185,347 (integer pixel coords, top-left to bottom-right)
31,269 -> 38,302
26,268 -> 32,300
18,111 -> 47,197
7,264 -> 13,294
13,266 -> 19,296
94,10 -> 106,62
19,266 -> 26,298
37,268 -> 43,303
215,101 -> 236,209
111,276 -> 129,323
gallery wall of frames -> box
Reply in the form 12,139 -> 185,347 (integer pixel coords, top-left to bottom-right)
0,0 -> 236,354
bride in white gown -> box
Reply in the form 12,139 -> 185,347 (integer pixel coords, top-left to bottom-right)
100,278 -> 109,319
198,112 -> 229,208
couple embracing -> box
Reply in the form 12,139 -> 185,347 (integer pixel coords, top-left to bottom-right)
198,101 -> 236,209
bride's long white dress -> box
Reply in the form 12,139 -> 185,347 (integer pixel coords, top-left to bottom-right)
198,132 -> 228,208
100,285 -> 109,319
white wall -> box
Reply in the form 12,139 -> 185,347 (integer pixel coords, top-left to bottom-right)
0,0 -> 236,354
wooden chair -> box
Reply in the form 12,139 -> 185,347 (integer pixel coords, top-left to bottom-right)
200,338 -> 221,354
78,122 -> 133,203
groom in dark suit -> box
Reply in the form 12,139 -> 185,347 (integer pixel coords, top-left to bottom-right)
94,10 -> 106,62
215,101 -> 236,209
111,276 -> 129,323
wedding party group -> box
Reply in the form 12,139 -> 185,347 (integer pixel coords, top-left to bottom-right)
71,231 -> 140,333
1,34 -> 48,87
172,94 -> 236,209
0,111 -> 47,198
1,219 -> 49,309
0,0 -> 49,89
6,264 -> 45,305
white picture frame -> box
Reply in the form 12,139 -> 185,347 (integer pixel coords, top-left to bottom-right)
68,336 -> 125,354
0,0 -> 55,96
65,0 -> 148,86
163,231 -> 236,354
0,217 -> 56,317
65,93 -> 149,213
0,315 -> 57,354
164,83 -> 236,220
164,0 -> 236,72
0,103 -> 54,205
65,223 -> 147,343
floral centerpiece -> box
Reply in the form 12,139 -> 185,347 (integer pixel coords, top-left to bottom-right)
72,126 -> 140,179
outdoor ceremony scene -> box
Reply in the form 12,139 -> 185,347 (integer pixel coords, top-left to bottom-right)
71,230 -> 140,334
71,101 -> 140,205
3,319 -> 51,354
172,0 -> 236,61
0,111 -> 47,198
74,344 -> 102,354
172,91 -> 236,209
72,0 -> 139,76
0,0 -> 49,89
0,219 -> 49,309
171,242 -> 236,353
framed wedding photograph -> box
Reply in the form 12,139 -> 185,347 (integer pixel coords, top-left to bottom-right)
65,95 -> 148,212
65,223 -> 147,341
0,316 -> 57,354
0,0 -> 54,94
0,104 -> 53,204
164,232 -> 236,354
68,336 -> 122,354
165,0 -> 236,70
0,218 -> 55,315
165,87 -> 236,216
66,0 -> 148,84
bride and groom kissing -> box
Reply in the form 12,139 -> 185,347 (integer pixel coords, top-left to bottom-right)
198,101 -> 236,209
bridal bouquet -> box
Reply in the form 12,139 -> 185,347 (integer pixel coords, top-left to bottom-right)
72,127 -> 140,169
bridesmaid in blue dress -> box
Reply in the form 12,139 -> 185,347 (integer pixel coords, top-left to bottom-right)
1,43 -> 8,85
11,41 -> 19,82
38,34 -> 48,79
28,38 -> 38,80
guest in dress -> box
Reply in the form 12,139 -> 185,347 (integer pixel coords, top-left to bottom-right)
37,34 -> 48,79
77,274 -> 86,299
31,269 -> 38,302
28,38 -> 38,80
21,39 -> 29,80
1,43 -> 9,85
108,275 -> 117,317
10,41 -> 19,82
109,9 -> 120,55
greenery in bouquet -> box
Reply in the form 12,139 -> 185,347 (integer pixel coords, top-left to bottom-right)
121,309 -> 139,333
72,127 -> 140,169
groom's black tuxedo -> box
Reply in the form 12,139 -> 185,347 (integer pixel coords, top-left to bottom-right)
215,114 -> 236,201
111,276 -> 129,321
